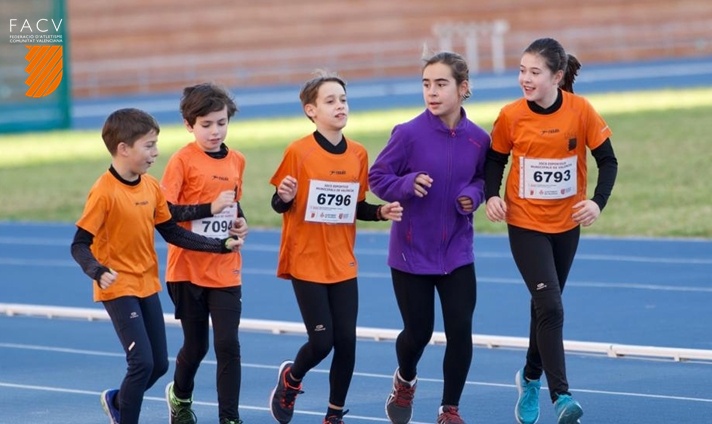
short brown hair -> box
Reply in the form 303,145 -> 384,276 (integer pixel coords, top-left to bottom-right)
101,108 -> 160,155
180,82 -> 238,127
299,70 -> 347,121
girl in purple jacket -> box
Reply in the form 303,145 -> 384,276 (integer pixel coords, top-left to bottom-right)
369,51 -> 489,424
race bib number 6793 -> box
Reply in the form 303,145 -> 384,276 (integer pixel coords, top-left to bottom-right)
519,156 -> 577,199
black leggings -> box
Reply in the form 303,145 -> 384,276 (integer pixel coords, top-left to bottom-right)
103,294 -> 169,424
290,278 -> 358,408
391,264 -> 477,407
168,282 -> 242,420
508,224 -> 579,402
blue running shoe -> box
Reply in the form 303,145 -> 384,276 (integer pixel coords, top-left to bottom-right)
515,368 -> 541,424
100,389 -> 120,424
554,394 -> 583,424
270,360 -> 304,424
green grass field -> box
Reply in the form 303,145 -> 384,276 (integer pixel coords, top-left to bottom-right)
1,87 -> 711,238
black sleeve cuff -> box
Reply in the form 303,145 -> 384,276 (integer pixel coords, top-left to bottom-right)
271,191 -> 293,213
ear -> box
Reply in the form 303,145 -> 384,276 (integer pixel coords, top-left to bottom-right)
116,142 -> 129,157
304,104 -> 316,119
552,69 -> 564,86
183,119 -> 194,133
459,80 -> 470,98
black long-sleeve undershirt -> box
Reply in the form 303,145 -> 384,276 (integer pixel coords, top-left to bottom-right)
270,191 -> 383,221
70,220 -> 232,283
589,139 -> 618,210
270,130 -> 385,221
168,202 -> 246,222
484,139 -> 617,211
167,142 -> 247,222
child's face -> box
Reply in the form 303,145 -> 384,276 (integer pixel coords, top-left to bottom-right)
187,106 -> 230,152
305,81 -> 348,131
123,130 -> 159,176
422,62 -> 466,119
518,52 -> 562,106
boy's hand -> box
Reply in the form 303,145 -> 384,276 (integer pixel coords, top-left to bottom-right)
278,176 -> 298,203
98,269 -> 118,289
225,236 -> 244,252
230,217 -> 248,239
211,190 -> 236,215
381,201 -> 403,222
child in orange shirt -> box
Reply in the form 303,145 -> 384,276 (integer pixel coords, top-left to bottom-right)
268,71 -> 402,424
485,38 -> 618,424
70,108 -> 242,424
160,83 -> 248,424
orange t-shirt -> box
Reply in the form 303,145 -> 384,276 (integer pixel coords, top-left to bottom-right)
490,91 -> 612,233
160,142 -> 246,288
76,171 -> 172,302
270,134 -> 369,283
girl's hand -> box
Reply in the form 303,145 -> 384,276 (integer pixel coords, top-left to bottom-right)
457,196 -> 474,213
572,199 -> 601,227
413,173 -> 433,197
485,196 -> 507,222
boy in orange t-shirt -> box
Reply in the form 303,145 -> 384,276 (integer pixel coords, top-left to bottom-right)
160,83 -> 248,424
268,72 -> 403,424
70,108 -> 242,424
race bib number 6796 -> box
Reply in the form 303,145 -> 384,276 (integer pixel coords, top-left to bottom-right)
305,179 -> 359,224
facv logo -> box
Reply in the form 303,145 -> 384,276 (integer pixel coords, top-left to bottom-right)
9,18 -> 65,98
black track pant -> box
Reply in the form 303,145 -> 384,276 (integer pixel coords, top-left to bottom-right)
103,294 -> 169,424
168,282 -> 242,421
391,264 -> 477,407
508,224 -> 580,402
290,278 -> 358,408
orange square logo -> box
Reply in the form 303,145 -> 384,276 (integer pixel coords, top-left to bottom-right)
25,45 -> 64,98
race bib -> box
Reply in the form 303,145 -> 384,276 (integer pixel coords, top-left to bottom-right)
519,156 -> 577,199
191,202 -> 237,238
304,179 -> 358,224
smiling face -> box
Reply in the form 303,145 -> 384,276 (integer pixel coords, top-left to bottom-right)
422,62 -> 468,125
519,52 -> 563,108
304,81 -> 348,132
186,105 -> 229,152
121,130 -> 159,179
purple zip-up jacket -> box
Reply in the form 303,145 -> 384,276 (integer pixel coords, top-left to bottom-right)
369,108 -> 489,275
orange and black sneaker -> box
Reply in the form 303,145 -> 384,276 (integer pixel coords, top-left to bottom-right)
323,408 -> 349,424
269,360 -> 304,424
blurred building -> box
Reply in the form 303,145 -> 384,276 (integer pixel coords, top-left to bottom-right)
31,0 -> 712,98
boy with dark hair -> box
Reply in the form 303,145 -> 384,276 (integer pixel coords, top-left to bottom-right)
70,108 -> 242,424
161,83 -> 248,424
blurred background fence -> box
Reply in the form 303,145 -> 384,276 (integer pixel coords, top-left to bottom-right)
2,0 -> 711,132
67,0 -> 712,98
